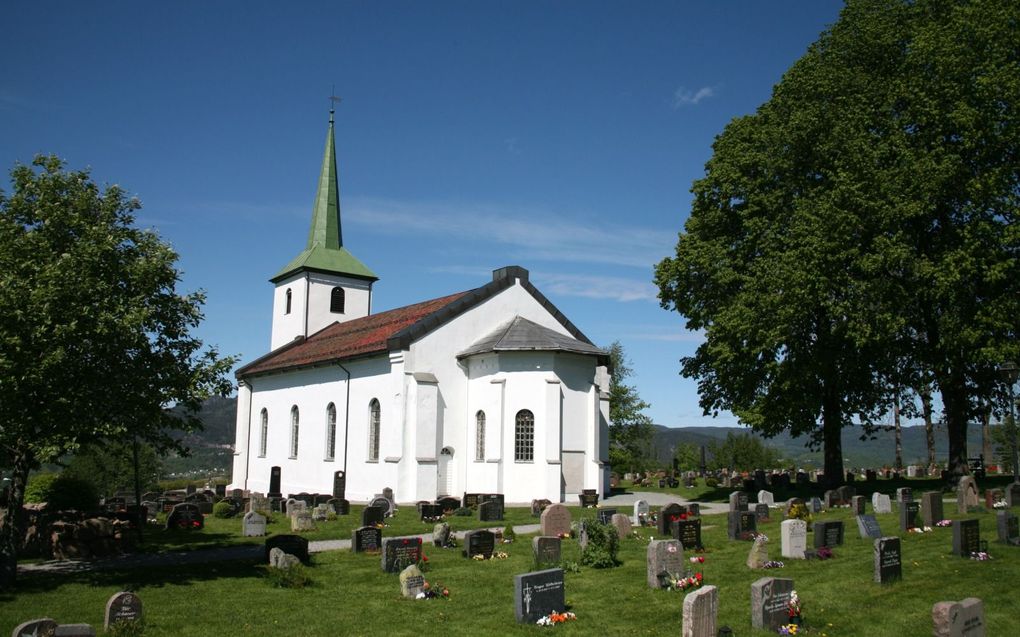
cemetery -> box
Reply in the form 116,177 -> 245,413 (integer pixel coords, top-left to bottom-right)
2,474 -> 1018,635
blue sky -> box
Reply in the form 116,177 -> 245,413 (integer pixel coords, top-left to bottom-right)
2,1 -> 851,428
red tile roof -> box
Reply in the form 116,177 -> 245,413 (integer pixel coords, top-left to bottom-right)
238,290 -> 473,377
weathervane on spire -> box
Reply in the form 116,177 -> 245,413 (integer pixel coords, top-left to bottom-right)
329,86 -> 341,122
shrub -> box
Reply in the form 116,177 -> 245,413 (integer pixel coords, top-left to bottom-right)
24,473 -> 59,504
262,563 -> 311,589
503,524 -> 516,543
453,507 -> 473,517
24,473 -> 100,511
106,619 -> 145,637
579,518 -> 620,569
705,477 -> 719,488
212,501 -> 234,518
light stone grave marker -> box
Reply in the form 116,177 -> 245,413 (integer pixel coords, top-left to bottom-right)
242,511 -> 266,537
933,597 -> 985,637
681,585 -> 719,637
781,519 -> 807,559
540,504 -> 571,537
646,539 -> 684,589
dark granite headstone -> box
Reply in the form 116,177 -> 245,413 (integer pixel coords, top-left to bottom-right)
952,519 -> 981,557
437,496 -> 461,512
268,466 -> 281,498
420,503 -> 443,520
856,514 -> 883,539
103,592 -> 142,630
813,520 -> 844,548
532,536 -> 561,565
874,536 -> 902,584
369,497 -> 392,516
810,497 -> 822,513
754,503 -> 770,522
578,490 -> 599,507
332,470 -> 346,499
361,505 -> 385,527
352,526 -> 382,553
659,503 -> 685,536
674,518 -> 703,550
728,511 -> 757,540
900,501 -> 921,533
264,534 -> 309,564
165,502 -> 204,531
851,495 -> 865,516
750,577 -> 795,632
596,508 -> 617,524
1007,483 -> 1020,508
997,511 -> 1020,545
463,529 -> 496,559
514,569 -> 565,624
687,502 -> 701,517
921,491 -> 944,528
478,495 -> 505,521
381,536 -> 423,573
463,493 -> 481,508
327,497 -> 350,516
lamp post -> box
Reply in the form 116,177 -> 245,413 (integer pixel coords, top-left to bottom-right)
997,362 -> 1020,484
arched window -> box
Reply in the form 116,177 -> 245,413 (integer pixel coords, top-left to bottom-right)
515,409 -> 534,462
330,287 -> 345,313
259,408 -> 268,457
285,288 -> 292,314
325,403 -> 337,461
290,406 -> 300,458
368,399 -> 381,462
475,410 -> 486,462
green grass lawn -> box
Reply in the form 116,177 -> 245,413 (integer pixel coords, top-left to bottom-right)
4,504 -> 1018,636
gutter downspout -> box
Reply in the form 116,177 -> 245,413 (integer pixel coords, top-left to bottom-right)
338,362 -> 352,476
241,379 -> 253,491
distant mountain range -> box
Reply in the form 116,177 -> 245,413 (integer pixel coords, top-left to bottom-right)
166,397 -> 999,475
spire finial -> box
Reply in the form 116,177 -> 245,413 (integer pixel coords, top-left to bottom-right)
329,87 -> 341,123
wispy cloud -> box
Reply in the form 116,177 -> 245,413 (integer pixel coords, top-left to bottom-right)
346,197 -> 675,269
672,86 -> 716,108
620,326 -> 706,342
533,272 -> 658,303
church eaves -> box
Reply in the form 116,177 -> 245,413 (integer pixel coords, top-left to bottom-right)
271,109 -> 378,283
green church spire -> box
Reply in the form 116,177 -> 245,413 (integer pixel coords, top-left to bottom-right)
271,106 -> 378,283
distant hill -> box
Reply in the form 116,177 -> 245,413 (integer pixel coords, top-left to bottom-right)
650,422 -> 991,469
163,396 -> 237,477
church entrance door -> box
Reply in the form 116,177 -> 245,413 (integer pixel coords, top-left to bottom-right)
438,447 -> 454,496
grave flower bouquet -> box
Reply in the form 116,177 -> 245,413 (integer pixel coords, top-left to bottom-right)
908,526 -> 933,533
816,546 -> 834,560
415,580 -> 450,600
993,500 -> 1007,509
783,589 -> 803,629
536,611 -> 576,626
935,519 -> 953,527
970,551 -> 992,561
665,571 -> 703,591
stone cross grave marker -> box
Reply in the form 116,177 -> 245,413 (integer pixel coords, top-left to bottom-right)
682,585 -> 719,637
381,536 -> 423,573
900,501 -> 921,533
597,508 -> 617,524
540,504 -> 571,537
922,491 -> 944,528
813,520 -> 844,548
932,598 -> 985,637
463,529 -> 496,559
674,518 -> 703,550
646,539 -> 685,589
514,569 -> 565,624
264,534 -> 309,564
952,519 -> 981,557
352,526 -> 382,553
104,592 -> 142,631
872,493 -> 892,514
12,618 -> 58,637
874,536 -> 902,584
750,577 -> 795,632
997,510 -> 1019,545
856,514 -> 883,539
242,511 -> 266,537
781,519 -> 807,559
532,536 -> 561,566
399,564 -> 425,598
957,476 -> 979,515
727,510 -> 757,540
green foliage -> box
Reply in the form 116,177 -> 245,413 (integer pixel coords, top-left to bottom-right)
707,432 -> 781,472
262,563 -> 311,589
24,473 -> 100,512
211,502 -> 234,519
502,524 -> 516,542
786,503 -> 813,526
62,441 -> 163,499
23,473 -> 59,504
674,443 -> 700,471
453,507 -> 472,517
106,619 -> 145,637
990,420 -> 1018,475
705,477 -> 719,489
579,518 -> 620,569
605,341 -> 654,472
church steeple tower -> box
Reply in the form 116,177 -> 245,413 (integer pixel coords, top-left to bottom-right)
269,105 -> 378,350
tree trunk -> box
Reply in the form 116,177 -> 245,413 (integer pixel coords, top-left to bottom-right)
0,445 -> 32,590
940,373 -> 971,480
822,386 -> 845,487
894,395 -> 903,470
921,386 -> 935,468
981,403 -> 993,467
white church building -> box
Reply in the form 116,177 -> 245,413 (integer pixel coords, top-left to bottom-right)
229,110 -> 611,504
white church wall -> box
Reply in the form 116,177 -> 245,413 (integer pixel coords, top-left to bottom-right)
230,382 -> 253,490
270,273 -> 309,350
304,272 -> 372,336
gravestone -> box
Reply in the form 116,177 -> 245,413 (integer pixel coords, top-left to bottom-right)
103,592 -> 142,631
836,485 -> 855,504
780,519 -> 807,559
1007,483 -> 1020,508
646,539 -> 685,589
165,502 -> 203,531
530,498 -> 551,517
813,520 -> 844,548
866,469 -> 877,482
872,493 -> 892,514
727,511 -> 757,540
53,625 -> 94,636
823,490 -> 838,508
382,486 -> 395,506
851,495 -> 865,515
463,529 -> 496,559
754,503 -> 770,522
420,503 -> 443,521
596,508 -> 617,524
248,493 -> 269,513
361,505 -> 385,528
268,466 -> 281,497
478,494 -> 505,520
932,598 -> 985,637
922,491 -> 944,527
437,496 -> 461,512
750,577 -> 795,632
399,564 -> 426,598
874,537 -> 902,584
900,501 -> 921,532
540,504 -> 572,537
728,491 -> 748,512
515,568 -> 565,624
754,469 -> 767,489
952,519 -> 981,557
633,499 -> 650,524
463,493 -> 481,508
381,536 -> 423,573
659,503 -> 685,536
611,513 -> 632,538
785,498 -> 805,517
983,488 -> 1003,510
533,536 -> 561,565
856,514 -> 883,539
352,526 -> 382,553
312,504 -> 329,522
810,497 -> 823,513
757,490 -> 774,506
578,489 -> 599,507
997,510 -> 1019,545
687,502 -> 700,517
432,521 -> 451,547
264,535 -> 309,564
290,510 -> 315,532
12,618 -> 58,637
242,511 -> 267,537
369,497 -> 393,516
332,470 -> 346,499
268,547 -> 300,570
957,477 -> 979,514
896,487 -> 913,506
746,534 -> 769,569
329,497 -> 350,516
682,585 -> 719,637
674,518 -> 703,550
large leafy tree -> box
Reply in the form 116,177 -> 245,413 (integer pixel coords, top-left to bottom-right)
605,341 -> 654,472
0,156 -> 234,587
656,0 -> 1019,483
